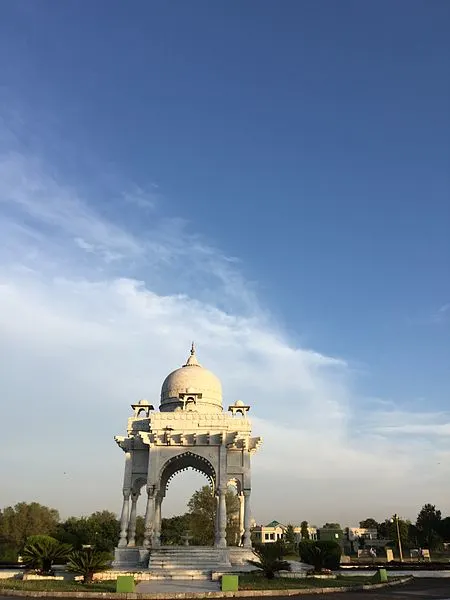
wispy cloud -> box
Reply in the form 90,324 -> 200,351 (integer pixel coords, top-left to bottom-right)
0,151 -> 144,260
432,302 -> 450,324
123,185 -> 158,211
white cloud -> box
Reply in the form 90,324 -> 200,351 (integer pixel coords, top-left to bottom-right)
0,136 -> 449,526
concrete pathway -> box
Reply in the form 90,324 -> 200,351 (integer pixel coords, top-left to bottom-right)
135,579 -> 220,594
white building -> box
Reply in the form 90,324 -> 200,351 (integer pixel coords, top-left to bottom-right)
252,520 -> 317,543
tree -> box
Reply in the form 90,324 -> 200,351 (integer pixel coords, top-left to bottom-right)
378,518 -> 411,551
87,511 -> 120,552
225,492 -> 240,546
188,486 -> 216,545
0,503 -> 59,550
248,543 -> 290,579
416,504 -> 442,550
22,535 -> 71,574
359,518 -> 379,529
300,521 -> 310,540
322,523 -> 341,529
285,524 -> 296,546
187,486 -> 240,546
67,547 -> 110,584
55,511 -> 119,552
55,517 -> 91,549
438,517 -> 450,543
135,515 -> 145,546
161,514 -> 191,545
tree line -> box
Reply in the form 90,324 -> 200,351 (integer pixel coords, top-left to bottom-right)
282,504 -> 449,552
2,497 -> 447,563
0,486 -> 240,562
358,504 -> 450,550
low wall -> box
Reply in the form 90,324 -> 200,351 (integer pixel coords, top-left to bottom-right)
0,571 -> 21,580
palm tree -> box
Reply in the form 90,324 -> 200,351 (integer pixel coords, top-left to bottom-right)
22,535 -> 72,575
248,543 -> 291,579
67,547 -> 111,583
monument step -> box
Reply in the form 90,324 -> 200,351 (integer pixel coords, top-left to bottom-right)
147,571 -> 212,581
155,547 -> 224,553
148,546 -> 231,572
150,562 -> 226,569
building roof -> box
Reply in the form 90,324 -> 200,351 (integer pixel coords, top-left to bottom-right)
266,520 -> 283,528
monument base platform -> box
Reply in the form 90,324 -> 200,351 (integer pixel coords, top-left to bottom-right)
112,545 -> 257,579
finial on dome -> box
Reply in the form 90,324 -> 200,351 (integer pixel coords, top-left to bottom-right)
184,342 -> 201,367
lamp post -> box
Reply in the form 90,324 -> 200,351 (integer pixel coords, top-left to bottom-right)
391,514 -> 404,562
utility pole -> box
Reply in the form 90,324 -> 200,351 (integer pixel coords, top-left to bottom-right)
392,514 -> 404,562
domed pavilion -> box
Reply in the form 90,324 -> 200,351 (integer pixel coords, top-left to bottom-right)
113,344 -> 262,570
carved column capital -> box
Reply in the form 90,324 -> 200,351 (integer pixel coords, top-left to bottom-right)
146,484 -> 157,498
123,489 -> 131,499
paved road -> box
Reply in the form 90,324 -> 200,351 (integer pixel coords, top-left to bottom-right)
253,578 -> 450,600
1,578 -> 450,599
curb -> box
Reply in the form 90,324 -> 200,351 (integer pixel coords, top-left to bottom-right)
0,576 -> 413,599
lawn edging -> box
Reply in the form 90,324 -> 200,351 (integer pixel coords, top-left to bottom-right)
0,575 -> 413,599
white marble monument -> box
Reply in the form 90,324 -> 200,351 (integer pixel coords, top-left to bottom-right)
113,344 -> 262,569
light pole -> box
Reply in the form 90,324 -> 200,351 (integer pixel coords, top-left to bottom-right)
391,514 -> 403,562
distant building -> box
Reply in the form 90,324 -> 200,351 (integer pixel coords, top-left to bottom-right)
346,527 -> 378,542
251,520 -> 317,543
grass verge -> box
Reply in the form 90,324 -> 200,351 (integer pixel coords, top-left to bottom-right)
0,579 -> 116,592
238,574 -> 399,590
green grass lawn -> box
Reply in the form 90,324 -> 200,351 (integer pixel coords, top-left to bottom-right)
238,574 -> 397,590
0,578 -> 117,592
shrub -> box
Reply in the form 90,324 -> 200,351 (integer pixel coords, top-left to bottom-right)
67,547 -> 111,584
298,540 -> 341,572
22,535 -> 72,575
248,543 -> 291,579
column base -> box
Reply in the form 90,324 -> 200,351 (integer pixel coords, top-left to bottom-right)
112,546 -> 149,568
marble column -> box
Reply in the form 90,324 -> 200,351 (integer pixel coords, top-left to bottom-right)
214,492 -> 220,547
127,490 -> 139,547
143,487 -> 156,549
118,489 -> 131,548
239,492 -> 245,546
218,487 -> 227,548
152,494 -> 162,547
243,489 -> 252,548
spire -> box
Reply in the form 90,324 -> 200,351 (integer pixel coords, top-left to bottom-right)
183,341 -> 201,367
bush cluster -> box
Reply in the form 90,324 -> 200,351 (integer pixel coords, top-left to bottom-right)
298,540 -> 341,571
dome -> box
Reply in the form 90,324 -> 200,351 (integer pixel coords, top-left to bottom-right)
160,344 -> 223,413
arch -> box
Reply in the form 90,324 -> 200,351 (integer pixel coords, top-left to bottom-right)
131,476 -> 147,494
159,451 -> 216,494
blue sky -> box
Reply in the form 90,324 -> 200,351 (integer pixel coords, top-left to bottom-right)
0,1 -> 449,524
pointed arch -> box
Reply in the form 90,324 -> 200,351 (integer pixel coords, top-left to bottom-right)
159,451 -> 216,493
